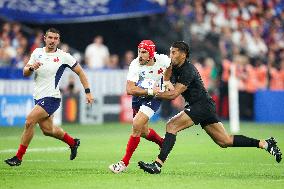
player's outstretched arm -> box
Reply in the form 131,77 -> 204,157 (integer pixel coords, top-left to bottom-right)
154,83 -> 187,100
163,65 -> 174,91
164,65 -> 172,81
126,80 -> 151,96
72,64 -> 94,104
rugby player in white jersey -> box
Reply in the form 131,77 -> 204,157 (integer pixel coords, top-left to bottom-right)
5,28 -> 94,166
109,40 -> 174,173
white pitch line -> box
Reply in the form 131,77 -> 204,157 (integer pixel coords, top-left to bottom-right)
0,147 -> 68,154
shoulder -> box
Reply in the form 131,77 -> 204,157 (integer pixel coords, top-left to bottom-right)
129,57 -> 139,68
184,61 -> 195,69
31,47 -> 43,55
186,62 -> 198,73
57,49 -> 74,58
179,62 -> 196,75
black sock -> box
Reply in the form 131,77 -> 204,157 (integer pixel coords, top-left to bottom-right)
158,132 -> 176,162
233,135 -> 260,148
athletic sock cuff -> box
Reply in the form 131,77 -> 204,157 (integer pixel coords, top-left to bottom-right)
155,161 -> 162,168
233,135 -> 260,147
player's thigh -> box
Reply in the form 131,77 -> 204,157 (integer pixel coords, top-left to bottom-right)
27,105 -> 49,124
204,122 -> 232,146
166,111 -> 194,133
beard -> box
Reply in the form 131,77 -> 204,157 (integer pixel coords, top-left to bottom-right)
139,57 -> 149,65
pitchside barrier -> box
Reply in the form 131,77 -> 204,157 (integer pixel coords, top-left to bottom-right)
0,70 -> 130,126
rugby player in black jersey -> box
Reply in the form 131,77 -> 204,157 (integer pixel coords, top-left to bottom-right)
138,41 -> 282,174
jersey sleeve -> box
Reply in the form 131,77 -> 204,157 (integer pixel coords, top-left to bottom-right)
64,52 -> 77,69
126,59 -> 139,83
27,49 -> 38,66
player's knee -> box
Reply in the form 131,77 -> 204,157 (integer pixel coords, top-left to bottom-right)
25,118 -> 36,129
217,142 -> 229,148
217,138 -> 233,148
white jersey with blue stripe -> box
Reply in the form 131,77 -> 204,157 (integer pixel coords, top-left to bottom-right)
127,53 -> 171,90
27,47 -> 77,100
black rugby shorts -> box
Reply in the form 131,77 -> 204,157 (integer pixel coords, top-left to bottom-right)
184,99 -> 220,128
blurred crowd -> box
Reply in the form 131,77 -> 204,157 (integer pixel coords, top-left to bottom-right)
0,21 -> 135,71
167,0 -> 284,92
165,0 -> 284,119
1,0 -> 284,120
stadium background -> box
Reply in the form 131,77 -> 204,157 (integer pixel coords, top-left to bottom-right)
0,1 -> 283,189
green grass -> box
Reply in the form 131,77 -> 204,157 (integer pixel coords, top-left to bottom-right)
0,122 -> 284,189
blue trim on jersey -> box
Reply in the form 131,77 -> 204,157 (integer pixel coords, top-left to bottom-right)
55,64 -> 71,89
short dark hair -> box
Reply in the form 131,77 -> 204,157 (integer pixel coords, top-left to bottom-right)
45,28 -> 60,37
171,41 -> 189,58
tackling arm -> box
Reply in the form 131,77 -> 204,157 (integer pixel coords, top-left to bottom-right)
155,83 -> 187,100
163,65 -> 172,81
163,65 -> 174,91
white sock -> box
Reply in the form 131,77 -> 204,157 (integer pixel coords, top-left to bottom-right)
264,141 -> 268,150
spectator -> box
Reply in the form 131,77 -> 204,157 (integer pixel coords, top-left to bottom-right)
105,54 -> 120,69
85,35 -> 109,69
30,30 -> 43,53
120,50 -> 135,69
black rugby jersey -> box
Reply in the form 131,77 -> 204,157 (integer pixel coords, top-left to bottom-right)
171,60 -> 211,105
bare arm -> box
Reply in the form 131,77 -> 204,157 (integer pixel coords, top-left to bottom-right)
126,80 -> 149,96
73,64 -> 90,89
72,64 -> 94,104
155,83 -> 187,100
23,62 -> 42,77
163,65 -> 175,91
164,65 -> 172,81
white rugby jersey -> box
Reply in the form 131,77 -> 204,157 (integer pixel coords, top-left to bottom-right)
127,53 -> 171,90
27,47 -> 77,100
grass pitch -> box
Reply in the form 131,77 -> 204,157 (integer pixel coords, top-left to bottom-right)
0,122 -> 283,189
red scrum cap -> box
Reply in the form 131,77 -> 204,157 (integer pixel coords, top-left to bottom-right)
138,40 -> 156,59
